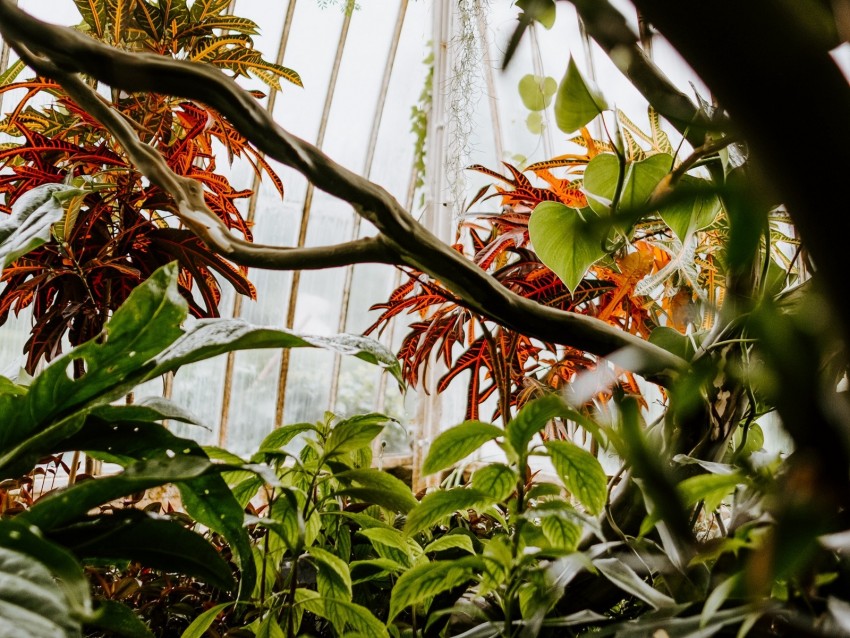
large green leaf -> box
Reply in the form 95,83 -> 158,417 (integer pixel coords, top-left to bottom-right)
0,544 -> 82,638
506,394 -> 570,456
388,557 -> 481,621
180,602 -> 234,638
150,321 -> 403,391
471,463 -> 516,502
324,414 -> 389,458
678,472 -> 743,512
332,468 -> 418,513
0,183 -> 83,273
47,511 -> 234,591
422,421 -> 504,475
298,595 -> 389,638
592,557 -> 676,609
658,176 -> 722,242
85,600 -> 153,638
528,202 -> 607,293
544,440 -> 607,515
554,57 -> 608,134
404,488 -> 489,537
0,520 -> 90,627
583,152 -> 672,221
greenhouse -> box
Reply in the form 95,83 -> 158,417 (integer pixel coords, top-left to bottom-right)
1,0 -> 850,636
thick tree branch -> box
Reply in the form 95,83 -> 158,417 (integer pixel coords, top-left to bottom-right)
0,0 -> 686,383
566,0 -> 726,149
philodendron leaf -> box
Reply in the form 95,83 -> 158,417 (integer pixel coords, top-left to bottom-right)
528,202 -> 607,293
545,440 -> 607,515
422,421 -> 504,475
0,182 -> 83,273
658,175 -> 722,242
554,57 -> 608,133
388,557 -> 481,621
583,152 -> 672,222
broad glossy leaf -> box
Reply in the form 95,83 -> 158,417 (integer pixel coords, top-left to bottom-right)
0,543 -> 82,638
150,320 -> 403,391
507,394 -> 570,456
89,397 -> 201,424
388,557 -> 481,620
528,202 -> 608,293
658,176 -> 721,241
0,183 -> 82,273
404,488 -> 489,536
0,520 -> 90,621
583,152 -> 671,220
258,423 -> 318,452
46,511 -> 235,591
332,468 -> 417,513
471,463 -> 516,502
540,515 -> 582,552
422,421 -> 504,475
554,58 -> 608,133
545,440 -> 607,515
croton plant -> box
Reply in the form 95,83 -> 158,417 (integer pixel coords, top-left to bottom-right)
0,0 -> 299,373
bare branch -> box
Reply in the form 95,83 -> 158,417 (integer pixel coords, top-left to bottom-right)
0,0 -> 687,382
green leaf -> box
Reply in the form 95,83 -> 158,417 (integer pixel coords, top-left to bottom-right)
255,612 -> 286,638
46,511 -> 235,591
545,440 -> 607,515
150,321 -> 403,391
332,468 -> 418,513
507,395 -> 570,456
583,153 -> 671,220
404,489 -> 489,536
85,600 -> 154,638
540,515 -> 582,552
422,421 -> 504,475
528,202 -> 607,293
0,520 -> 90,620
0,543 -> 82,638
180,602 -> 234,638
592,557 -> 676,609
0,183 -> 83,273
519,74 -> 557,111
526,111 -> 544,134
89,397 -> 201,424
388,557 -> 481,620
471,463 -> 516,502
299,596 -> 390,638
356,527 -> 420,568
258,423 -> 318,451
0,59 -> 26,86
324,414 -> 389,458
678,472 -> 743,512
648,326 -> 695,361
309,547 -> 353,628
554,57 -> 608,133
423,535 -> 475,555
20,454 -> 215,530
350,558 -> 405,584
658,176 -> 721,241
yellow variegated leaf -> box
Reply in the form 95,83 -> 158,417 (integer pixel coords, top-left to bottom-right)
648,107 -> 674,154
190,36 -> 253,62
0,60 -> 26,87
179,16 -> 260,39
74,0 -> 108,38
210,48 -> 302,88
189,0 -> 231,22
105,0 -> 138,44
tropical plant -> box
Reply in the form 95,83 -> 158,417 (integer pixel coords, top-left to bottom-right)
0,0 -> 299,373
0,255 -> 401,637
